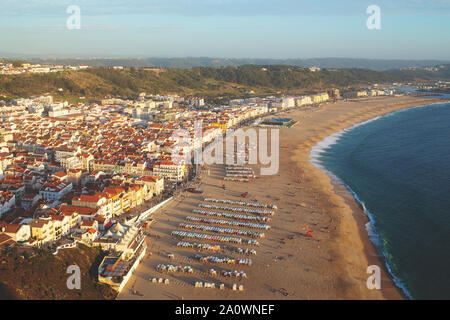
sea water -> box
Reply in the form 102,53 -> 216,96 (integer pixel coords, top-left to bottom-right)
311,101 -> 450,299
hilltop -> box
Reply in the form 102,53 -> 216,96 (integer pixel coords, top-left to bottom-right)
0,65 -> 417,102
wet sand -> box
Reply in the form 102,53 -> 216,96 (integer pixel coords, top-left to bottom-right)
118,95 -> 448,300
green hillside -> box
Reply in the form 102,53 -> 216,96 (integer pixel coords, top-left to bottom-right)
0,65 -> 416,101
386,64 -> 450,81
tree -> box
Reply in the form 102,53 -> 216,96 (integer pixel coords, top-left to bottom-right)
12,61 -> 24,68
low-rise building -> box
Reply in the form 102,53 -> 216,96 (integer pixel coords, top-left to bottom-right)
28,219 -> 55,245
0,222 -> 31,243
50,214 -> 72,239
152,161 -> 185,182
39,181 -> 72,201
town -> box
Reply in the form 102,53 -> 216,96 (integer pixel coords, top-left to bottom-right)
0,62 -> 90,75
0,86 -> 398,292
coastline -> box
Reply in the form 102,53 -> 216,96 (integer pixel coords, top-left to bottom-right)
286,96 -> 449,300
118,95 -> 449,300
307,103 -> 450,300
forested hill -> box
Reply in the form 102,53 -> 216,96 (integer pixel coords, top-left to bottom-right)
0,64 -> 427,101
194,65 -> 406,88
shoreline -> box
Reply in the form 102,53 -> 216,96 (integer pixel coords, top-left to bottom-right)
287,97 -> 449,300
306,103 -> 450,300
311,149 -> 410,299
118,95 -> 449,300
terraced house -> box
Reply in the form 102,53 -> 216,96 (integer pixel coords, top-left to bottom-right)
27,218 -> 54,245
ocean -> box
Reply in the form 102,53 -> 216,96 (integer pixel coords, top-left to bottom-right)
311,101 -> 450,300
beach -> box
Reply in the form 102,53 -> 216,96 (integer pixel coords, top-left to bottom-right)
118,95 -> 448,300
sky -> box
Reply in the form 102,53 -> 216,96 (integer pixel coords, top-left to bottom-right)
0,0 -> 449,60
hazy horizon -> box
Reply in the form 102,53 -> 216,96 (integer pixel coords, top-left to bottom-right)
1,0 -> 449,60
1,54 -> 450,62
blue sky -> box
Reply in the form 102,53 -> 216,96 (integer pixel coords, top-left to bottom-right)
0,0 -> 449,59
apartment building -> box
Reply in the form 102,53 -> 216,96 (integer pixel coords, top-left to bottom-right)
152,161 -> 185,182
71,193 -> 110,218
39,181 -> 73,201
50,214 -> 72,239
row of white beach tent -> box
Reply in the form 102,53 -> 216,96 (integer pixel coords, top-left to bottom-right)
224,177 -> 249,182
156,264 -> 194,274
186,216 -> 270,230
176,241 -> 222,252
208,268 -> 247,279
195,282 -> 223,289
225,171 -> 254,175
225,168 -> 253,171
203,198 -> 278,209
196,255 -> 253,266
193,209 -> 271,222
226,165 -> 254,169
150,278 -> 170,285
226,164 -> 252,168
226,168 -> 254,172
225,170 -> 255,174
179,223 -> 265,239
171,230 -> 260,246
199,203 -> 275,216
225,174 -> 256,178
233,247 -> 257,256
194,282 -> 243,290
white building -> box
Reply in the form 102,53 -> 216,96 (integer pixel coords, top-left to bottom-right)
296,96 -> 313,106
39,181 -> 73,201
153,161 -> 185,182
282,97 -> 296,109
0,223 -> 31,243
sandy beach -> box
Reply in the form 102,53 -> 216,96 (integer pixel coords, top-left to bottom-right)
118,95 -> 448,300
